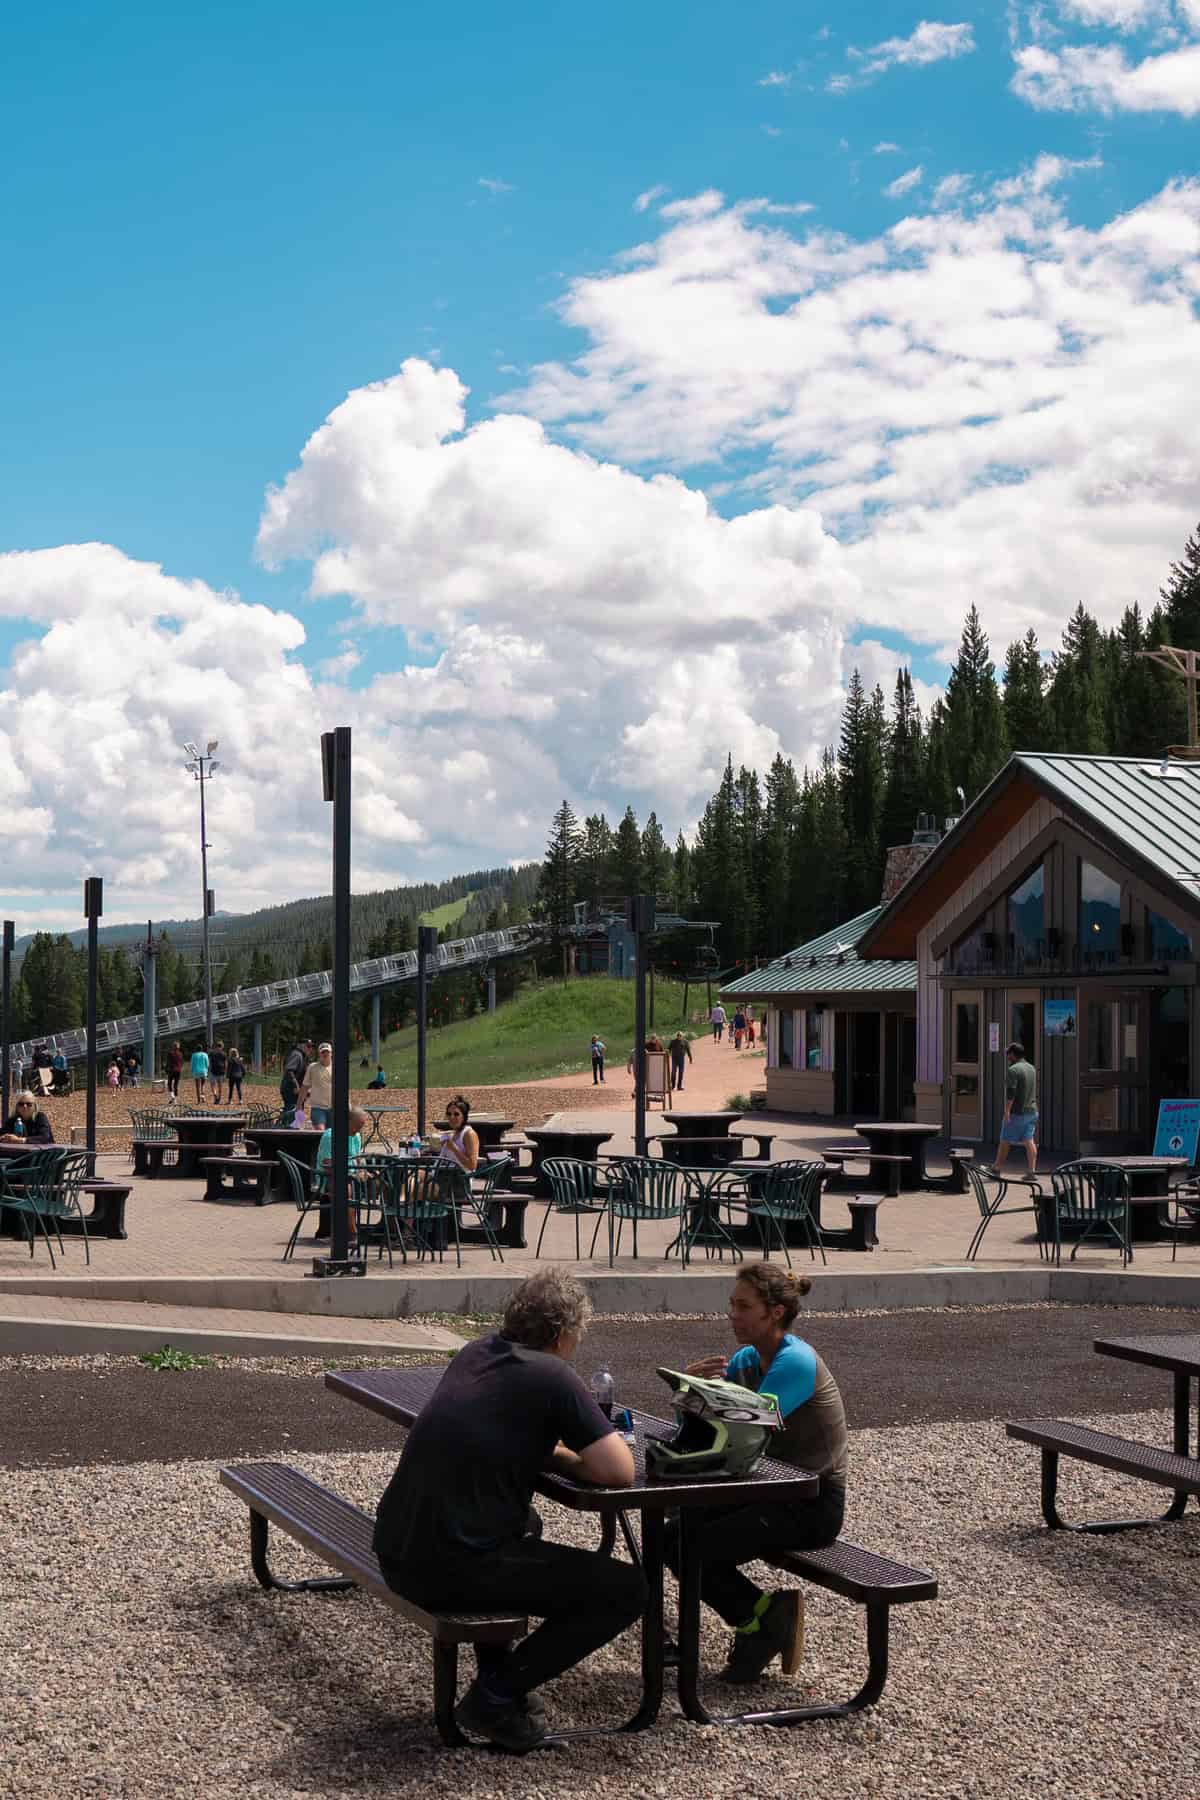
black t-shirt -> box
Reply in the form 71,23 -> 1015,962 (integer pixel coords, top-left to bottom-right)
373,1333 -> 611,1574
208,1050 -> 227,1077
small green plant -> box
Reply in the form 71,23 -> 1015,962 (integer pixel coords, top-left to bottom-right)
724,1092 -> 752,1111
138,1343 -> 213,1372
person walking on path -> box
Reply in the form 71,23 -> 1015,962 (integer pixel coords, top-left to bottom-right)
590,1035 -> 606,1084
732,1010 -> 746,1050
189,1046 -> 209,1104
710,1003 -> 726,1043
226,1045 -> 245,1105
669,1030 -> 693,1091
165,1042 -> 183,1101
208,1042 -> 227,1105
745,1009 -> 757,1047
280,1039 -> 312,1121
992,1042 -> 1039,1174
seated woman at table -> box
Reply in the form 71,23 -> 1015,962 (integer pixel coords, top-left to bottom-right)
373,1268 -> 642,1753
430,1094 -> 479,1200
0,1092 -> 56,1145
664,1260 -> 847,1685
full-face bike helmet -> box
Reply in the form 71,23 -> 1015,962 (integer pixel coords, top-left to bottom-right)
643,1367 -> 782,1481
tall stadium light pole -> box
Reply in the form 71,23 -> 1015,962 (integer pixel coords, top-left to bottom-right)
1,920 -> 13,1125
317,726 -> 356,1275
84,879 -> 103,1158
183,740 -> 220,1051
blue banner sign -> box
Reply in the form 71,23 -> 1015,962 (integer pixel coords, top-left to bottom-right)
1153,1099 -> 1200,1164
1043,999 -> 1077,1037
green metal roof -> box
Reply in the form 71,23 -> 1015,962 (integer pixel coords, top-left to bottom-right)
721,906 -> 917,999
1011,754 -> 1200,907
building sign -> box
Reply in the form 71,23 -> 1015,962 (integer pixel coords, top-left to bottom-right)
1043,999 -> 1077,1038
988,1022 -> 1000,1053
1153,1099 -> 1200,1164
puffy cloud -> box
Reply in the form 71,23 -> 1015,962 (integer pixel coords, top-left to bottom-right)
634,184 -> 670,213
513,172 -> 1200,658
1011,0 -> 1200,114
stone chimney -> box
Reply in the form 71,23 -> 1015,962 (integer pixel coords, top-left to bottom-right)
881,814 -> 940,904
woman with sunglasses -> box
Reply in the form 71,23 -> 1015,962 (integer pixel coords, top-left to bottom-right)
0,1092 -> 55,1145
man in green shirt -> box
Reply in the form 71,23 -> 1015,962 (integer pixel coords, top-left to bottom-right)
994,1043 -> 1038,1173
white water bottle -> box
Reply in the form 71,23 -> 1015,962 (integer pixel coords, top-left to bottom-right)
592,1366 -> 615,1420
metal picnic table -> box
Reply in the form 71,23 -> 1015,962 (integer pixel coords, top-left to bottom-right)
325,1363 -> 826,1731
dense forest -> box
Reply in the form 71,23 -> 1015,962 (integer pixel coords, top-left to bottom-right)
537,523 -> 1200,969
7,865 -> 541,1054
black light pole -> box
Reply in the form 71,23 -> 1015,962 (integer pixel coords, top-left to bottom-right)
628,895 -> 655,1158
183,740 -> 220,1052
1,920 -> 13,1125
416,924 -> 437,1138
84,878 -> 102,1158
317,727 -> 356,1275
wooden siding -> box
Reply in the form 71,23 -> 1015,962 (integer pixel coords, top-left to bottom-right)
767,1067 -> 836,1115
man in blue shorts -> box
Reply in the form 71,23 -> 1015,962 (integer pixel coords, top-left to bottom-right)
994,1041 -> 1038,1174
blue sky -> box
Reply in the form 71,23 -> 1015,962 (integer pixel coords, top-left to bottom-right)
1,0 -> 1199,924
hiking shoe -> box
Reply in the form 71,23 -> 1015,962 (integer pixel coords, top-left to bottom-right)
454,1677 -> 548,1753
719,1591 -> 805,1685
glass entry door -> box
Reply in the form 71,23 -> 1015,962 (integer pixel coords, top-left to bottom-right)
1007,990 -> 1038,1071
950,991 -> 983,1139
1079,989 -> 1144,1147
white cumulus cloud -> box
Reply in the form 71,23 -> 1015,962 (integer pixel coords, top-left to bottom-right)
830,19 -> 976,88
884,165 -> 925,198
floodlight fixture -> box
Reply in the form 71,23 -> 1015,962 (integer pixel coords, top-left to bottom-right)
207,738 -> 219,754
184,741 -> 199,759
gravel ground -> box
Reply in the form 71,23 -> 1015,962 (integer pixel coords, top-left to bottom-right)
4,1410 -> 1199,1798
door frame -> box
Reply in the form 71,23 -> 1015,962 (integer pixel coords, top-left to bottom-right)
949,989 -> 984,1140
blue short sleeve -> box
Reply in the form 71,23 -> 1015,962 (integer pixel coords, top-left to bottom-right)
726,1345 -> 759,1384
759,1337 -> 817,1416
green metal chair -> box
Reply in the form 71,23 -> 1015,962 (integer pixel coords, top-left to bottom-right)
0,1148 -> 91,1269
964,1163 -> 1047,1262
1048,1161 -> 1132,1267
608,1158 -> 691,1266
279,1151 -> 323,1261
384,1160 -> 460,1265
741,1162 -> 827,1269
538,1158 -> 609,1260
128,1107 -> 177,1170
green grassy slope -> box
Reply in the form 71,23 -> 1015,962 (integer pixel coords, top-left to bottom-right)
371,976 -> 700,1086
417,894 -> 472,931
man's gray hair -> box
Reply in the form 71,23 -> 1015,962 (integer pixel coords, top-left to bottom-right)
501,1268 -> 592,1352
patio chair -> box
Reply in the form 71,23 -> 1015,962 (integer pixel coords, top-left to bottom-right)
383,1160 -> 461,1265
963,1163 -> 1046,1262
740,1161 -> 827,1269
607,1158 -> 690,1266
1171,1181 -> 1200,1261
279,1151 -> 324,1261
1048,1161 -> 1132,1267
128,1106 -> 177,1170
537,1158 -> 609,1260
0,1147 -> 91,1269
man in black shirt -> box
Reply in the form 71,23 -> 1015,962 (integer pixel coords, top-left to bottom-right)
374,1269 -> 643,1752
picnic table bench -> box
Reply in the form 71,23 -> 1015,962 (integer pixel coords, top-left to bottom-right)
226,1366 -> 937,1740
727,1129 -> 775,1161
131,1137 -> 177,1177
219,1463 -> 527,1748
822,1147 -> 909,1198
1007,1331 -> 1200,1532
200,1156 -> 277,1204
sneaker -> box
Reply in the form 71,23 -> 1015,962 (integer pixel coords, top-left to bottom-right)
454,1676 -> 548,1753
719,1591 -> 805,1685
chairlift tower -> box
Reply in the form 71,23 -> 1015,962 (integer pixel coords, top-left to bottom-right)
183,738 -> 221,1049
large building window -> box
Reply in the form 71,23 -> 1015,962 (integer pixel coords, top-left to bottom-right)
778,1009 -> 794,1067
1080,862 -> 1121,958
1148,907 -> 1192,960
1007,863 -> 1044,962
805,1008 -> 823,1069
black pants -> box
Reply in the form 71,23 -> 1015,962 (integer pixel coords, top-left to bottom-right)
383,1537 -> 646,1696
670,1059 -> 686,1089
592,1056 -> 604,1084
167,1072 -> 180,1099
664,1483 -> 844,1628
227,1077 -> 243,1103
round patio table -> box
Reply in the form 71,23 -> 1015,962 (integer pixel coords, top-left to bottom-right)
360,1106 -> 411,1151
852,1121 -> 940,1191
524,1125 -> 613,1198
164,1113 -> 246,1179
661,1111 -> 743,1141
433,1113 -> 514,1154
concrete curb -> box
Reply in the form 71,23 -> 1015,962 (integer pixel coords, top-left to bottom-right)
4,1265 -> 1200,1318
0,1315 -> 459,1359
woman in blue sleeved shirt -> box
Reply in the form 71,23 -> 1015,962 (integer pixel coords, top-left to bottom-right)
665,1260 -> 847,1685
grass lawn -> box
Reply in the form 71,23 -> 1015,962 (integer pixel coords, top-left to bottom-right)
417,894 -> 472,931
369,975 -> 703,1086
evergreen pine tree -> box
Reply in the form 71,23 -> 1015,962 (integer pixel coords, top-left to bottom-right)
879,670 -> 925,858
611,806 -> 643,896
1047,603 -> 1109,754
1002,630 -> 1048,751
536,799 -> 583,934
1161,521 -> 1200,646
838,671 -> 886,914
943,605 -> 1009,801
578,815 -> 615,910
760,753 -> 801,957
640,812 -> 672,899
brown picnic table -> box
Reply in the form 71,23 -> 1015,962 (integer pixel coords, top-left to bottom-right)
523,1125 -> 613,1198
852,1122 -> 939,1192
163,1113 -> 247,1179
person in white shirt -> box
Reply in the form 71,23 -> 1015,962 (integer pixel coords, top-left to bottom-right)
710,1003 -> 727,1043
302,1042 -> 334,1128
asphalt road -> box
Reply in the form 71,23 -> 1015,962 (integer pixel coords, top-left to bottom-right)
2,1304 -> 1194,1470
